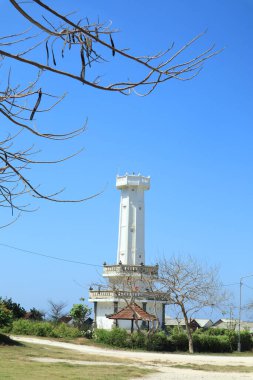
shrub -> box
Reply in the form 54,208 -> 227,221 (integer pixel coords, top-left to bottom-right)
95,329 -> 172,351
94,327 -> 253,353
94,328 -> 111,344
51,323 -> 80,339
11,319 -> 81,339
200,328 -> 228,336
129,331 -> 146,349
170,331 -> 188,351
240,331 -> 253,351
105,328 -> 128,347
193,333 -> 232,353
146,331 -> 169,351
11,319 -> 52,336
192,329 -> 253,353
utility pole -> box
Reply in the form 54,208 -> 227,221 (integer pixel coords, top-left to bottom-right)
237,273 -> 253,352
237,278 -> 242,352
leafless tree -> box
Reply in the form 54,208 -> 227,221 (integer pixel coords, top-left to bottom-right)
47,299 -> 67,323
92,268 -> 162,333
158,255 -> 229,353
0,0 -> 221,220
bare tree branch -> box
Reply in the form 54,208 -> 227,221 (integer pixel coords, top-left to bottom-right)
0,1 -> 220,220
157,255 -> 230,353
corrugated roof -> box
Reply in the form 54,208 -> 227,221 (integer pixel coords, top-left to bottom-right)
193,319 -> 213,327
165,318 -> 185,326
107,303 -> 157,321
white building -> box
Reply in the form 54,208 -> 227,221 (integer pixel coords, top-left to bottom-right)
89,173 -> 166,330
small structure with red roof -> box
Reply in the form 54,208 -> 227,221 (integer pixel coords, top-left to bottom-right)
108,302 -> 157,332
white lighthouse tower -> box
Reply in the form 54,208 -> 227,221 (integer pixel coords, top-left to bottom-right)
89,173 -> 166,330
116,174 -> 149,266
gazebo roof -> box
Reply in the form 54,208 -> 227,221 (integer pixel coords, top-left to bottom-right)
107,303 -> 157,321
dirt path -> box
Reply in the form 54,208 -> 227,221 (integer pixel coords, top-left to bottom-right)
11,336 -> 253,380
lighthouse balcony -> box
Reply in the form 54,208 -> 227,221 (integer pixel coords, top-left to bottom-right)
116,174 -> 150,190
102,264 -> 158,277
89,289 -> 166,302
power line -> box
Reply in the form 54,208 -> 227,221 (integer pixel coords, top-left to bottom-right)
1,242 -> 252,284
243,283 -> 253,290
222,282 -> 240,287
0,242 -> 102,268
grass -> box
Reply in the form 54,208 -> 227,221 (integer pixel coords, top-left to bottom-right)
171,363 -> 253,373
0,340 -> 154,380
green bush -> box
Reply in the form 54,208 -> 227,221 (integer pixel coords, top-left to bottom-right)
95,327 -> 129,347
11,319 -> 81,339
192,329 -> 253,352
170,331 -> 188,351
128,331 -> 145,349
95,328 -> 145,348
95,328 -> 172,351
94,328 -> 111,344
107,327 -> 128,347
193,333 -> 232,353
199,328 -> 228,336
33,322 -> 55,337
240,331 -> 253,351
11,319 -> 35,335
52,323 -> 80,338
146,331 -> 169,351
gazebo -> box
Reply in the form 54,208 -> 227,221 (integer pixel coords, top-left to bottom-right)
107,303 -> 157,333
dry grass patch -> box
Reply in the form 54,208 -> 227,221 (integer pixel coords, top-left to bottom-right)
0,342 -> 154,380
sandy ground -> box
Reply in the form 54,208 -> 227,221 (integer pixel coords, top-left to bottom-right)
11,336 -> 253,380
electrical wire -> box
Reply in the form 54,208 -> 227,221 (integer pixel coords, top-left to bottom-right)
0,242 -> 102,268
222,282 -> 240,287
1,242 -> 251,287
243,283 -> 253,290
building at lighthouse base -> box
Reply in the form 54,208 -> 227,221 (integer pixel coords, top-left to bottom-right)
89,263 -> 166,330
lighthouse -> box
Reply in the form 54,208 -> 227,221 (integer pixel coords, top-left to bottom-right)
89,173 -> 166,330
116,173 -> 150,265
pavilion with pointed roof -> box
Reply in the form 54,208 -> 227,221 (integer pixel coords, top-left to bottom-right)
107,303 -> 157,332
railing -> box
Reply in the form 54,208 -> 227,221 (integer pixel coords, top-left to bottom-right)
103,264 -> 158,276
116,175 -> 150,189
89,289 -> 165,301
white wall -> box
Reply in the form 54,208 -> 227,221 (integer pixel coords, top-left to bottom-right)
96,300 -> 164,330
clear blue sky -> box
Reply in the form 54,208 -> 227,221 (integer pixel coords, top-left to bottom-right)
0,0 -> 252,320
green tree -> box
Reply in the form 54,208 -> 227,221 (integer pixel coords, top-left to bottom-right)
27,307 -> 44,321
70,298 -> 92,331
0,302 -> 13,328
0,297 -> 26,319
